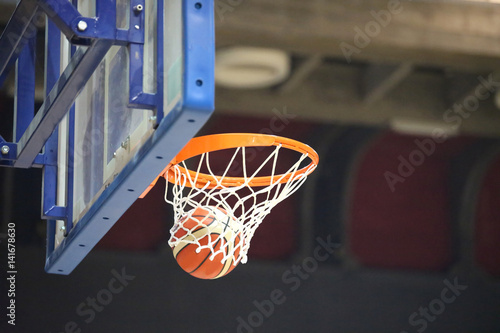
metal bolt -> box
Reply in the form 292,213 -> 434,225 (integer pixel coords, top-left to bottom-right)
1,145 -> 9,155
134,4 -> 143,12
149,116 -> 157,122
121,136 -> 130,150
60,226 -> 66,232
77,20 -> 88,32
134,25 -> 140,30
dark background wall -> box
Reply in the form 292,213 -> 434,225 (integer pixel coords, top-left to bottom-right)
1,111 -> 500,333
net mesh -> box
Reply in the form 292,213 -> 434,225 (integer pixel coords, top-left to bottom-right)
165,144 -> 316,265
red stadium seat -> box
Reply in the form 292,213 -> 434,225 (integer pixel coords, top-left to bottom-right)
348,132 -> 473,270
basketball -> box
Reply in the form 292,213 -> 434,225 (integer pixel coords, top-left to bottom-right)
171,206 -> 242,279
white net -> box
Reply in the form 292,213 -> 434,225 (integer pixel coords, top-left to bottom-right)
165,144 -> 317,266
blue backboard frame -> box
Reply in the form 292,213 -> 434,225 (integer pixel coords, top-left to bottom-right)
0,0 -> 215,274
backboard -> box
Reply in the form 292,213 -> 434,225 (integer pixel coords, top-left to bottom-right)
0,0 -> 214,274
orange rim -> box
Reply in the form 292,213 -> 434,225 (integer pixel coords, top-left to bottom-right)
164,133 -> 319,189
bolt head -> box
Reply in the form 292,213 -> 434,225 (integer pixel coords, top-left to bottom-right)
134,4 -> 144,12
1,145 -> 9,155
77,20 -> 88,32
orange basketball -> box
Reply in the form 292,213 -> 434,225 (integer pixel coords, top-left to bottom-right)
171,206 -> 242,279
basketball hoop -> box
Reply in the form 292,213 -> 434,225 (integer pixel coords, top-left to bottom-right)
143,133 -> 319,267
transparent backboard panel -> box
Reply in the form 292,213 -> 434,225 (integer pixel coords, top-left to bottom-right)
72,46 -> 155,227
72,48 -> 155,227
58,0 -> 165,242
164,0 -> 183,115
144,0 -> 157,94
68,0 -> 180,232
53,35 -> 72,249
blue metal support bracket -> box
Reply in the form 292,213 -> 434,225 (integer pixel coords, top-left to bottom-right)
128,0 -> 156,110
14,36 -> 36,142
0,138 -> 17,167
37,0 -> 84,42
128,44 -> 157,109
1,0 -> 150,169
39,0 -> 143,44
42,19 -> 64,222
43,206 -> 67,220
0,138 -> 45,167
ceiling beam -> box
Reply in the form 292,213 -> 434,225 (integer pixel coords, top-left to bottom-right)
216,0 -> 500,72
361,63 -> 414,105
278,54 -> 323,94
215,63 -> 500,137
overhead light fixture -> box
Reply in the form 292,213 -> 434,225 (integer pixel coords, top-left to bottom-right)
390,118 -> 460,137
215,47 -> 291,89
